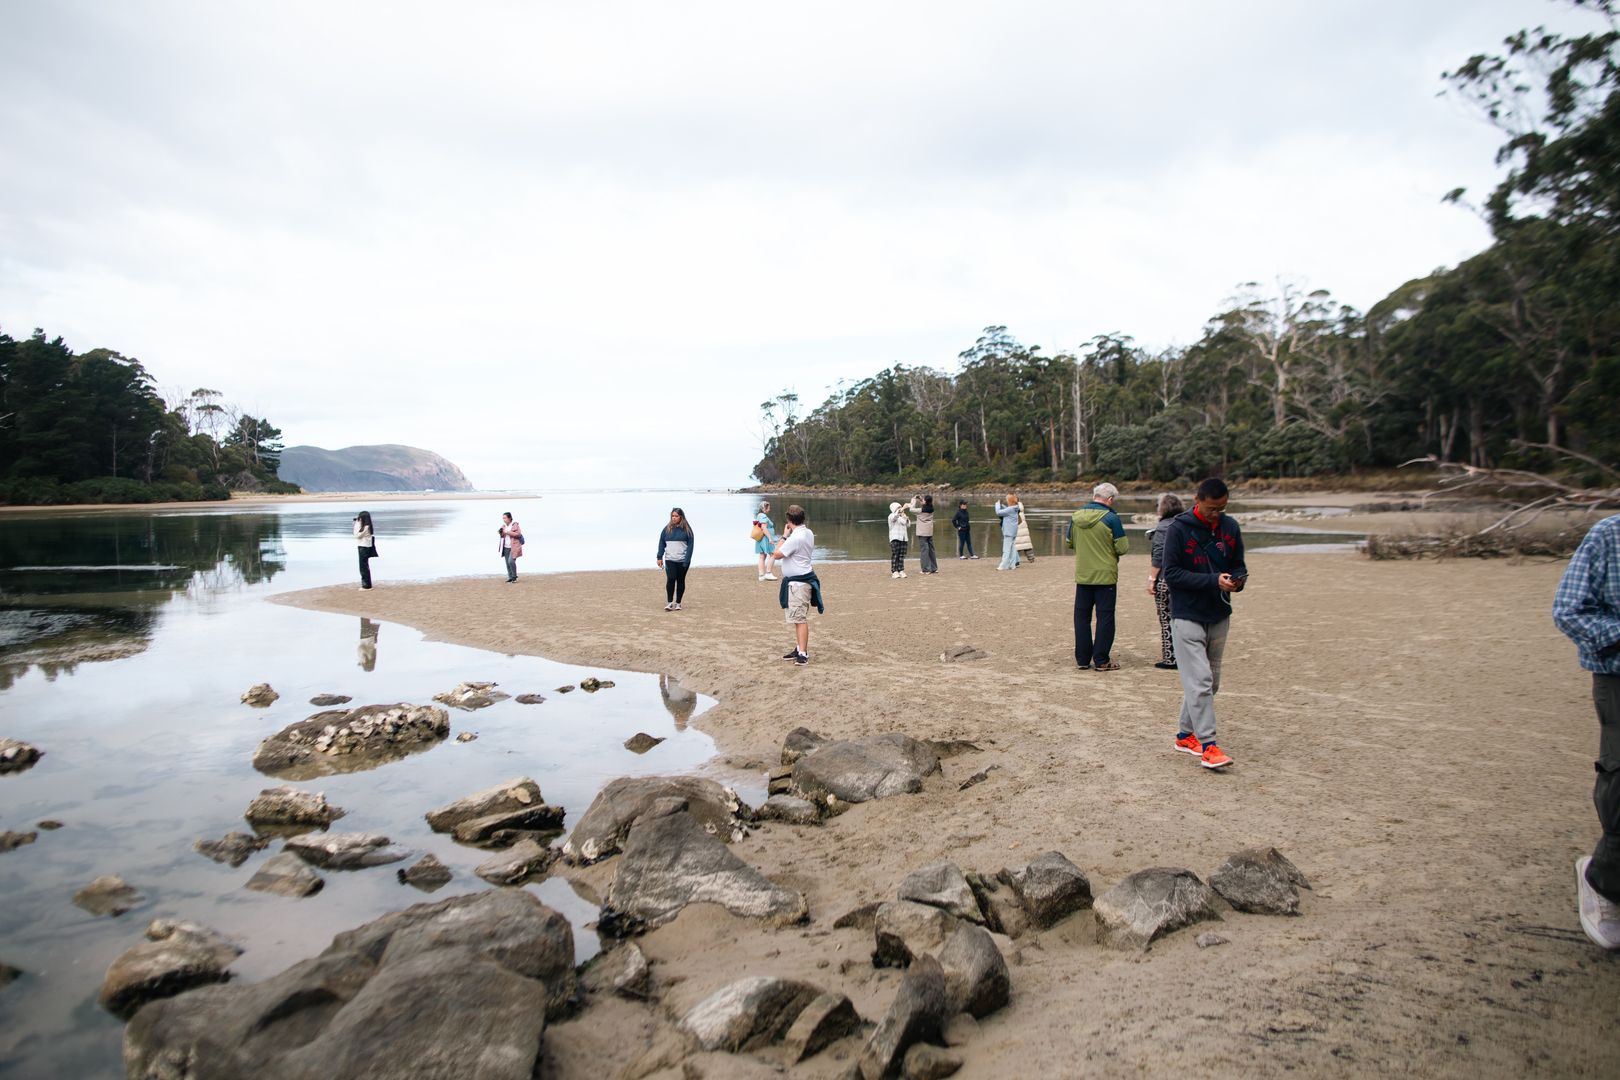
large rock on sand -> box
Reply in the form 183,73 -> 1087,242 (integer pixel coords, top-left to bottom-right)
1093,867 -> 1220,950
677,976 -> 827,1052
562,775 -> 748,864
996,851 -> 1093,929
791,734 -> 940,805
99,920 -> 242,1019
599,801 -> 806,935
858,954 -> 950,1080
1208,847 -> 1311,915
124,889 -> 575,1078
252,703 -> 450,780
899,862 -> 984,924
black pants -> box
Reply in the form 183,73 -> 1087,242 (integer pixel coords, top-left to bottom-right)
358,549 -> 373,588
665,560 -> 689,603
1590,673 -> 1620,901
957,528 -> 974,557
1073,583 -> 1117,666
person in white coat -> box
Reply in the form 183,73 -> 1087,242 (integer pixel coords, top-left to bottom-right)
887,501 -> 911,579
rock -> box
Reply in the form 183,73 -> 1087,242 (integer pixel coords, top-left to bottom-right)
899,862 -> 984,924
834,901 -> 884,931
0,738 -> 43,774
243,786 -> 345,829
783,991 -> 861,1063
767,764 -> 794,795
941,1011 -> 979,1047
792,734 -> 941,805
1208,847 -> 1311,915
678,975 -> 825,1051
193,831 -> 269,867
579,677 -> 603,692
996,852 -> 1093,929
1195,931 -> 1229,948
600,804 -> 806,934
451,805 -> 567,847
475,838 -> 557,885
285,831 -> 410,870
1093,867 -> 1220,950
252,703 -> 451,779
245,852 -> 325,897
456,732 -> 478,743
397,853 -> 453,891
515,693 -> 547,705
624,732 -> 665,754
563,775 -> 749,864
581,942 -> 650,999
240,683 -> 279,707
874,900 -> 957,968
308,693 -> 352,706
433,680 -> 511,711
99,920 -> 242,1019
858,954 -> 950,1080
937,923 -> 1010,1019
37,819 -> 63,830
781,726 -> 830,765
757,794 -> 820,825
73,875 -> 144,917
903,1042 -> 963,1079
556,684 -> 576,693
927,739 -> 982,758
940,644 -> 988,663
124,890 -> 574,1078
426,777 -> 547,832
0,962 -> 20,986
1,830 -> 38,852
957,767 -> 997,791
964,874 -> 1028,940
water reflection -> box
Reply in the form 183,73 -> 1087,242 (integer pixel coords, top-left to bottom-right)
358,617 -> 379,672
660,674 -> 696,730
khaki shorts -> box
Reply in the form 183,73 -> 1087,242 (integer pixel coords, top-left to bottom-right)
785,582 -> 812,624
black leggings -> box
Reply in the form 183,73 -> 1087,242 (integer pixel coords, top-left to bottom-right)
665,560 -> 689,603
358,549 -> 373,588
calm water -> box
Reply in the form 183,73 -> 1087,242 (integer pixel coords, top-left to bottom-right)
0,490 -> 1355,1077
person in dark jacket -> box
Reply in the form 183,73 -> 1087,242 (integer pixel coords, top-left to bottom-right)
1146,492 -> 1186,669
656,507 -> 695,611
953,500 -> 977,559
1162,477 -> 1248,770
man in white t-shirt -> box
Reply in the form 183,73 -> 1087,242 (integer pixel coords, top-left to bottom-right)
773,504 -> 819,665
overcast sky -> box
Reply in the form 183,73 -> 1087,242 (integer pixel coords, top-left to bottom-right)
0,1 -> 1594,489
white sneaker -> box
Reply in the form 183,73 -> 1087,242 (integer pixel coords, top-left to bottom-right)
664,602 -> 675,611
1577,856 -> 1620,949
891,571 -> 899,579
763,573 -> 777,580
758,574 -> 767,581
673,602 -> 682,611
899,571 -> 907,578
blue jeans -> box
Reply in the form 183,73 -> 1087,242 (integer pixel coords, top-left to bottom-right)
503,550 -> 517,581
998,538 -> 1019,569
1073,584 -> 1117,666
957,528 -> 975,557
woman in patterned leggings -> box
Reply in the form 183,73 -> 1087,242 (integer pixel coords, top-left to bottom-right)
1146,492 -> 1185,669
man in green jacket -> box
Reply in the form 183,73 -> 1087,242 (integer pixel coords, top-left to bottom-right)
1066,482 -> 1129,670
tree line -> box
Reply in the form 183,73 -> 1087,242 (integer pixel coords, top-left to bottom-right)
0,327 -> 296,504
754,2 -> 1620,488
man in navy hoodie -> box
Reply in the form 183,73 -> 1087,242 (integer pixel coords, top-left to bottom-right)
1161,477 -> 1248,770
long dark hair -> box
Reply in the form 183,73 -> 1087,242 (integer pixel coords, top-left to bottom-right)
665,507 -> 692,538
921,495 -> 934,513
357,510 -> 374,531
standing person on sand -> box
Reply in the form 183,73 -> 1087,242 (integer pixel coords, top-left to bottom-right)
773,504 -> 821,666
953,500 -> 978,559
994,495 -> 1021,570
499,511 -> 524,583
656,507 -> 695,612
1162,477 -> 1247,771
1066,482 -> 1129,670
887,501 -> 912,579
1015,504 -> 1036,564
753,500 -> 779,581
354,511 -> 377,589
912,495 -> 939,574
1146,492 -> 1186,670
1553,513 -> 1620,949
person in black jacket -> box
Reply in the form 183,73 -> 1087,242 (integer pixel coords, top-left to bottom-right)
1162,477 -> 1248,770
952,500 -> 977,559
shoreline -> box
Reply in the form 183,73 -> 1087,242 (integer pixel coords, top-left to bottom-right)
275,552 -> 1617,1078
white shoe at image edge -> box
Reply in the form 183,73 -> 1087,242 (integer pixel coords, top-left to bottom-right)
1577,856 -> 1620,949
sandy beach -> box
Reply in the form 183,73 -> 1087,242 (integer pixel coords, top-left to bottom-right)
279,548 -> 1619,1078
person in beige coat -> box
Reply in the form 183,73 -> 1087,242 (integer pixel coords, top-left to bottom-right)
1015,505 -> 1036,564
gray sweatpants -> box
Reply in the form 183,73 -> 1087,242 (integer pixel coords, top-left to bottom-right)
1172,617 -> 1230,744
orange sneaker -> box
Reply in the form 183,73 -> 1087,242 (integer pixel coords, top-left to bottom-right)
1174,733 -> 1203,756
1200,744 -> 1233,770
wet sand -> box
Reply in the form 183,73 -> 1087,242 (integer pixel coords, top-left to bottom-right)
279,550 -> 1618,1079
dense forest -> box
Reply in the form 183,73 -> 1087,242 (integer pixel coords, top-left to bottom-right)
754,3 -> 1620,488
0,328 -> 296,504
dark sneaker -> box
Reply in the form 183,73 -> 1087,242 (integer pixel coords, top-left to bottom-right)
782,648 -> 803,661
794,652 -> 809,665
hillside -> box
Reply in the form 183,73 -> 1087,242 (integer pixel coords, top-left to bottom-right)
277,444 -> 474,492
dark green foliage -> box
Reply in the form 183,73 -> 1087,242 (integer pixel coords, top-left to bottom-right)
0,328 -> 294,504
